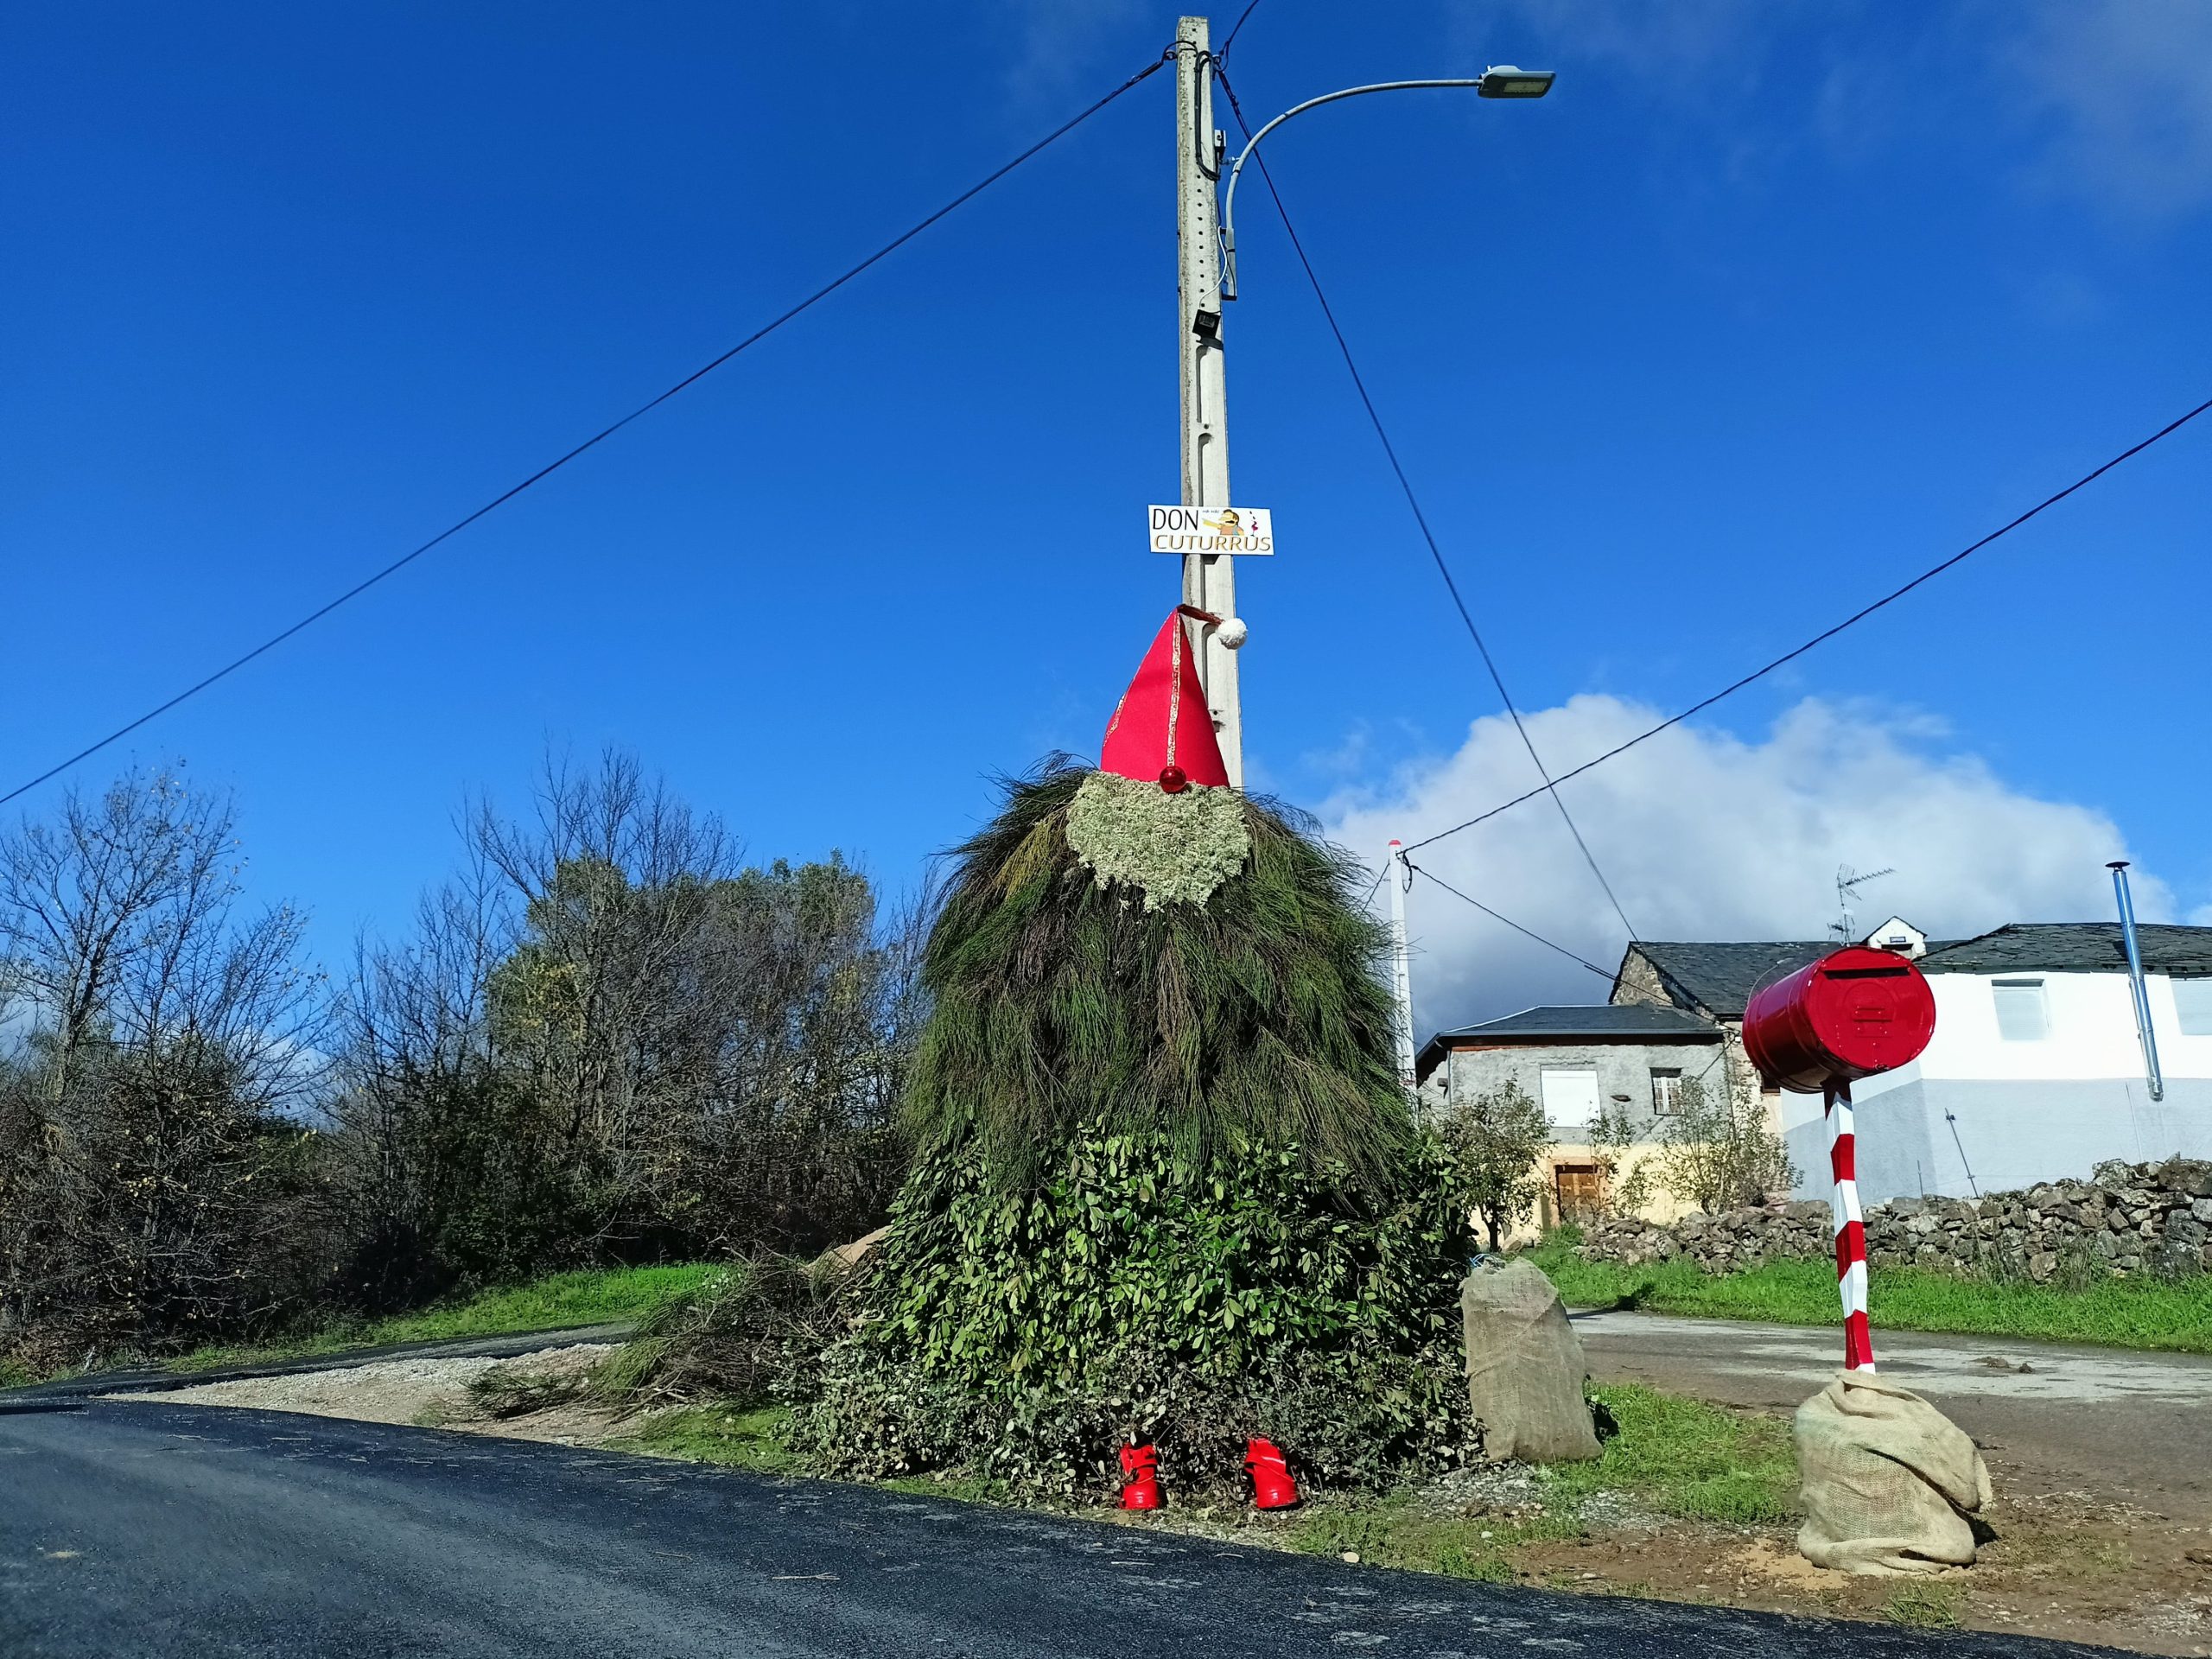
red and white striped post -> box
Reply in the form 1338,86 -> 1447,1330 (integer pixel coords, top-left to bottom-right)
1745,947 -> 1934,1377
1824,1080 -> 1874,1372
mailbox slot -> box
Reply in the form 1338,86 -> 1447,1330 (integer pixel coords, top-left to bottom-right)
1743,946 -> 1937,1093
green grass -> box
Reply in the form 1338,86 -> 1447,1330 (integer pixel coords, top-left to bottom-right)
1286,1382 -> 1798,1580
613,1404 -> 1011,1502
1525,1233 -> 2212,1354
1881,1582 -> 1964,1630
168,1263 -> 720,1374
615,1404 -> 804,1475
1543,1382 -> 1798,1526
1289,1494 -> 1555,1581
880,1471 -> 1012,1504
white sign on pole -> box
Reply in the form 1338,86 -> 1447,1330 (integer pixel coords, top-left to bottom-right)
1147,505 -> 1274,555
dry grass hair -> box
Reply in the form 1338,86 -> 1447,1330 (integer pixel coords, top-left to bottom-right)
904,762 -> 1413,1190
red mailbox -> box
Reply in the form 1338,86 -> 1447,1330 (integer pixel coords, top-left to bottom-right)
1742,946 -> 1936,1093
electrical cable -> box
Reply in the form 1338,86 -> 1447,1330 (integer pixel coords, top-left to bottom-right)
1219,0 -> 1267,60
0,53 -> 1173,812
1401,391 -> 2212,855
1399,856 -> 1615,982
1212,64 -> 1640,944
1359,861 -> 1389,910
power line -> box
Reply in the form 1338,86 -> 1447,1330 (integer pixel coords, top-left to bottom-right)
1402,390 -> 2212,855
1219,0 -> 1268,60
0,54 -> 1173,813
1400,857 -> 1616,982
1359,859 -> 1389,910
1212,66 -> 1639,945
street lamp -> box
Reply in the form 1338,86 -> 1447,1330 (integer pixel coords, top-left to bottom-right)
1478,66 -> 1557,99
1218,68 -> 1555,301
1166,17 -> 1553,785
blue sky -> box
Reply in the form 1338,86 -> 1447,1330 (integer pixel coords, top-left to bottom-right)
5,2 -> 2209,1025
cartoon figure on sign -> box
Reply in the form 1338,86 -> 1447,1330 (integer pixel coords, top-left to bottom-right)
1200,509 -> 1242,537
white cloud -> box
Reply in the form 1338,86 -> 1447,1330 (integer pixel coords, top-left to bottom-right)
995,0 -> 1152,104
1317,696 -> 2167,1035
1473,0 -> 1773,77
2001,0 -> 2212,219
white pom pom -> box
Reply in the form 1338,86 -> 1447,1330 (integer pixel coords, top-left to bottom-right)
1217,617 -> 1249,650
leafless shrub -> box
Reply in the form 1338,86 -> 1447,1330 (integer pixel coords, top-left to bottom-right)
0,768 -> 333,1370
325,749 -> 925,1309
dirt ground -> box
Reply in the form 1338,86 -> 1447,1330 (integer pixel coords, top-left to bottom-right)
1575,1309 -> 2212,1529
127,1343 -> 2212,1656
1497,1478 -> 2212,1657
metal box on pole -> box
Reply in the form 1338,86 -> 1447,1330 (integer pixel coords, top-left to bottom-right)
1742,946 -> 1937,1095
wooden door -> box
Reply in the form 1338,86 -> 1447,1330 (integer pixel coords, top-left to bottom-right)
1554,1162 -> 1605,1224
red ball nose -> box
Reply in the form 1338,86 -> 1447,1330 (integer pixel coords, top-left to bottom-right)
1158,766 -> 1189,794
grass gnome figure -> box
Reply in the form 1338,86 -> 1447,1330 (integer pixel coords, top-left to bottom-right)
798,606 -> 1478,1505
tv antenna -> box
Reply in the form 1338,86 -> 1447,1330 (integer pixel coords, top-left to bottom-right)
1832,864 -> 1895,943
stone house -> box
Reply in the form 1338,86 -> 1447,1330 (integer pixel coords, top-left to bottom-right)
1414,1004 -> 1727,1233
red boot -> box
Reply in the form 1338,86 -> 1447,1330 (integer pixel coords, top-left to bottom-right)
1245,1437 -> 1300,1510
1119,1442 -> 1162,1510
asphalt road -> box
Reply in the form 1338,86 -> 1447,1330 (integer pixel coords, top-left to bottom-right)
2,1402 -> 2118,1659
1573,1309 -> 2212,1524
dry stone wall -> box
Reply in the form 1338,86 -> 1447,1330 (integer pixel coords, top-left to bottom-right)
1576,1158 -> 2212,1283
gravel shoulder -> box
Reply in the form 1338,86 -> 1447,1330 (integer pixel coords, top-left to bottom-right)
117,1342 -> 626,1446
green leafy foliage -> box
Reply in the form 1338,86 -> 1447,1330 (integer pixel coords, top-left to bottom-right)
1641,1077 -> 1799,1213
1430,1078 -> 1550,1249
771,766 -> 1474,1502
797,1127 -> 1477,1499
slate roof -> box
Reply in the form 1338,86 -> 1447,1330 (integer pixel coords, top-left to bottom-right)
1433,1004 -> 1726,1042
1416,1003 -> 1722,1079
1621,924 -> 2212,1020
1616,940 -> 1837,1020
1922,923 -> 2212,978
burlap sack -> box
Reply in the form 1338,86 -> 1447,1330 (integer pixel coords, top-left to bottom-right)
1795,1369 -> 1993,1574
1459,1261 -> 1602,1463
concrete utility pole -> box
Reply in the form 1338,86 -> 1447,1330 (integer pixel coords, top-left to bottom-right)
1387,839 -> 1417,1096
1174,15 -> 1243,787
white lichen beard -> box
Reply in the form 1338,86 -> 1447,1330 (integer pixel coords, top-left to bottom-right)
1065,771 -> 1251,912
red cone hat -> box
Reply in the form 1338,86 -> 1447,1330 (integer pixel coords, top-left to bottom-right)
1100,609 -> 1230,792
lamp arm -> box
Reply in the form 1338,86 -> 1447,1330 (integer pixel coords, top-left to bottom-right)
1219,79 -> 1484,300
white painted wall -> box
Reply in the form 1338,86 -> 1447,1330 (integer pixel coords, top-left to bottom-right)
1912,971 -> 2212,1083
1777,969 -> 2212,1202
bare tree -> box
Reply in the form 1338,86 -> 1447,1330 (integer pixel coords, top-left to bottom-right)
0,768 -> 330,1370
324,749 -> 923,1304
1646,1077 -> 1801,1214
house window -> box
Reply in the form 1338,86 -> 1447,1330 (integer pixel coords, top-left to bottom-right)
1540,1067 -> 1599,1131
1992,978 -> 2049,1041
2175,980 -> 2212,1038
1650,1068 -> 1683,1116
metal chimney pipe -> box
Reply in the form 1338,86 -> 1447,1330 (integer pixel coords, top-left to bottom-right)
2108,861 -> 2164,1103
